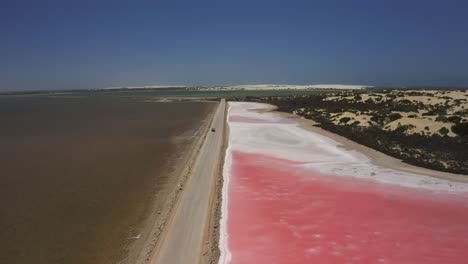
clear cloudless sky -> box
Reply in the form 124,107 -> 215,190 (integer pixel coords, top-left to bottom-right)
2,0 -> 468,91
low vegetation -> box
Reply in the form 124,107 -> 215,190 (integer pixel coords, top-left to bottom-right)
231,89 -> 468,175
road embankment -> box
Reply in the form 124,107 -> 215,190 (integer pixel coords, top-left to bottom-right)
148,99 -> 226,264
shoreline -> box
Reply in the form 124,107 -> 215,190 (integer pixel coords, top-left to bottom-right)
129,101 -> 219,264
266,105 -> 468,183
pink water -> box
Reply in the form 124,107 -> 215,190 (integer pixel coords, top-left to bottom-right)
227,151 -> 468,264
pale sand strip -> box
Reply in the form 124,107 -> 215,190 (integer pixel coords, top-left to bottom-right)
278,108 -> 468,184
238,102 -> 468,190
218,103 -> 233,264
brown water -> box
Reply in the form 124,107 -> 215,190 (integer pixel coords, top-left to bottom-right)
0,96 -> 215,264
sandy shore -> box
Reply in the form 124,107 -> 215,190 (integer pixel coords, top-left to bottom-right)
251,101 -> 468,183
274,107 -> 468,183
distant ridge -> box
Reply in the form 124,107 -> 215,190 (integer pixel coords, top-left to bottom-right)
220,84 -> 372,90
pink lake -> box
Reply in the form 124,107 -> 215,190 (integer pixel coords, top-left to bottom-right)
220,102 -> 468,264
226,151 -> 468,264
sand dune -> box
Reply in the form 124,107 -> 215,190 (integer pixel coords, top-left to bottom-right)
223,84 -> 371,90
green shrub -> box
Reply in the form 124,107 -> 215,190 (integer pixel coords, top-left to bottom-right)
339,117 -> 351,124
422,110 -> 437,116
435,115 -> 448,122
395,124 -> 415,133
439,127 -> 449,136
451,122 -> 468,137
448,115 -> 462,124
388,113 -> 402,121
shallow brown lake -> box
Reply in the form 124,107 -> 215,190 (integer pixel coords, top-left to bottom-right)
0,96 -> 215,264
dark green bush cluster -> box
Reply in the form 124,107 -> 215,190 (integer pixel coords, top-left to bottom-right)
452,122 -> 468,137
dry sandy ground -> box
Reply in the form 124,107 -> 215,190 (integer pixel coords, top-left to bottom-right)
323,89 -> 468,136
202,103 -> 230,264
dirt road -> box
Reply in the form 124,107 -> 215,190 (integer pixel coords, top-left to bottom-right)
150,99 -> 226,264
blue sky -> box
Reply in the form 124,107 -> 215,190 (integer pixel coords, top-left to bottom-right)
2,0 -> 468,91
